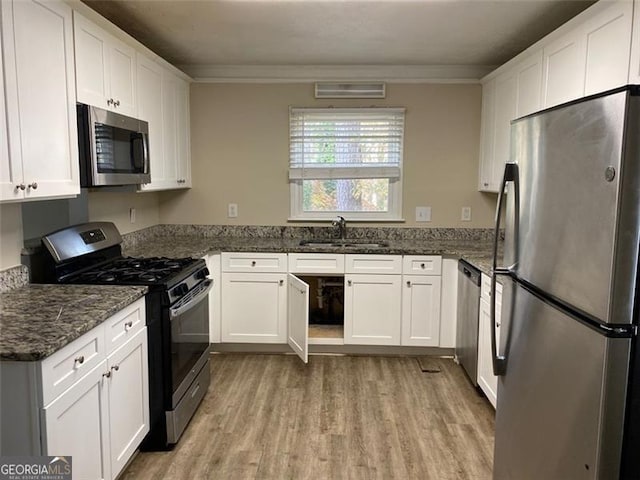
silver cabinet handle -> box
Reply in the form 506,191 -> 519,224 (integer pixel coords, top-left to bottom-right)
124,320 -> 133,330
107,98 -> 113,106
74,355 -> 85,365
420,263 -> 425,269
279,279 -> 284,286
103,371 -> 111,378
114,99 -> 120,107
111,365 -> 119,372
406,280 -> 411,287
251,261 -> 256,267
16,183 -> 25,191
347,280 -> 352,286
28,182 -> 37,190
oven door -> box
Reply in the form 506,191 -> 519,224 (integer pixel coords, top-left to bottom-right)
169,279 -> 212,408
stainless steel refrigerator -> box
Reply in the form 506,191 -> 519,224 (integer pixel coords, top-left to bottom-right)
491,86 -> 640,479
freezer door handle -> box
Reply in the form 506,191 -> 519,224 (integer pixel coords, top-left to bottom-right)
491,162 -> 519,376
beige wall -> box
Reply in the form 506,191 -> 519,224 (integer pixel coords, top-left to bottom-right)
160,82 -> 496,227
87,190 -> 160,234
0,204 -> 24,270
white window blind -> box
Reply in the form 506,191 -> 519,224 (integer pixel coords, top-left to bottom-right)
289,108 -> 405,180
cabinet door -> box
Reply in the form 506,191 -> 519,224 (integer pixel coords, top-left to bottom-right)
478,78 -> 496,192
477,298 -> 498,408
491,71 -> 517,188
107,328 -> 149,479
401,275 -> 442,347
515,50 -> 543,118
0,11 -> 23,202
42,361 -> 111,480
221,273 -> 287,343
344,274 -> 402,345
176,76 -> 191,187
287,274 -> 309,363
542,29 -> 586,108
2,0 -> 79,200
205,254 -> 222,343
107,36 -> 136,117
137,55 -> 168,191
161,69 -> 179,186
74,12 -> 110,110
583,1 -> 632,96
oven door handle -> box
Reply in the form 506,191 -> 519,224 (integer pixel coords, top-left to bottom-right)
170,279 -> 213,319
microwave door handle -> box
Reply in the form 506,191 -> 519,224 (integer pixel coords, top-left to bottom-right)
142,133 -> 150,175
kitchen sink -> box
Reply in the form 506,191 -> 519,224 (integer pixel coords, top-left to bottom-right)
299,239 -> 389,248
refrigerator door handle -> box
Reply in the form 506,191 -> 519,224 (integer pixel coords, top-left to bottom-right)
491,162 -> 519,376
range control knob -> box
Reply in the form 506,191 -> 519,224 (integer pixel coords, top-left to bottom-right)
196,267 -> 210,280
172,283 -> 188,298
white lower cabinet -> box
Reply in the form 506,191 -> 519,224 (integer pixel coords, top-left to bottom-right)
287,274 -> 309,363
221,272 -> 288,343
106,328 -> 149,477
477,275 -> 502,409
0,298 -> 149,480
401,275 -> 442,347
42,361 -> 111,480
344,273 -> 402,346
205,254 -> 222,343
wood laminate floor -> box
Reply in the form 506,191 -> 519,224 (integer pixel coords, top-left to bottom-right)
122,354 -> 495,480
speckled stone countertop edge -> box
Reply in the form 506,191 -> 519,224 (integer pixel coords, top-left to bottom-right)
0,265 -> 29,293
0,285 -> 148,362
122,234 -> 501,276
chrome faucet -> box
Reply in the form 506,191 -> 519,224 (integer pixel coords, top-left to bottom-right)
332,215 -> 347,240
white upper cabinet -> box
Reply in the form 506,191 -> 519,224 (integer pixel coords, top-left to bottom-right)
139,62 -> 191,191
583,1 -> 632,95
479,52 -> 538,192
0,0 -> 79,202
136,55 -> 166,189
480,0 -> 633,192
542,0 -> 633,108
515,50 -> 543,118
74,12 -> 137,117
541,29 -> 586,108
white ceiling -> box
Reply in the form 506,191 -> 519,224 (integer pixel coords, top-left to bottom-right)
83,0 -> 595,80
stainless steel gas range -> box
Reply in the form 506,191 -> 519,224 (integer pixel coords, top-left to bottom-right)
31,222 -> 211,450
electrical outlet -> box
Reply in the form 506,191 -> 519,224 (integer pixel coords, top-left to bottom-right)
416,206 -> 431,222
461,206 -> 471,222
228,203 -> 238,218
129,208 -> 136,223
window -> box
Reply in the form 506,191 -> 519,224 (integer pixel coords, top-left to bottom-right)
289,107 -> 405,221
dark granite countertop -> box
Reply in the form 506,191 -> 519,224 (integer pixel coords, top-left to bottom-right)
123,235 -> 500,276
0,284 -> 147,361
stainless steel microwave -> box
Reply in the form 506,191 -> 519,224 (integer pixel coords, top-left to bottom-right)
77,104 -> 150,187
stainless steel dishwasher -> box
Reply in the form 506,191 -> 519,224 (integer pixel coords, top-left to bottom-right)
456,259 -> 481,386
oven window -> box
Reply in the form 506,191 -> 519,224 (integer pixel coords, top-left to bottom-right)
171,295 -> 210,390
94,123 -> 146,173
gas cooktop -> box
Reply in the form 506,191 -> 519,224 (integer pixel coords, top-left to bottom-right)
70,256 -> 199,286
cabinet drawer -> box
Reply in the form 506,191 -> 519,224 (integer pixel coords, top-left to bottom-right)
288,253 -> 345,274
222,252 -> 287,273
105,298 -> 145,355
480,273 -> 503,302
345,255 -> 402,274
41,325 -> 105,406
402,256 -> 442,275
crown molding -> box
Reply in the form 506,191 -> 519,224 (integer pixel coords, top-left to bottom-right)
179,64 -> 496,84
